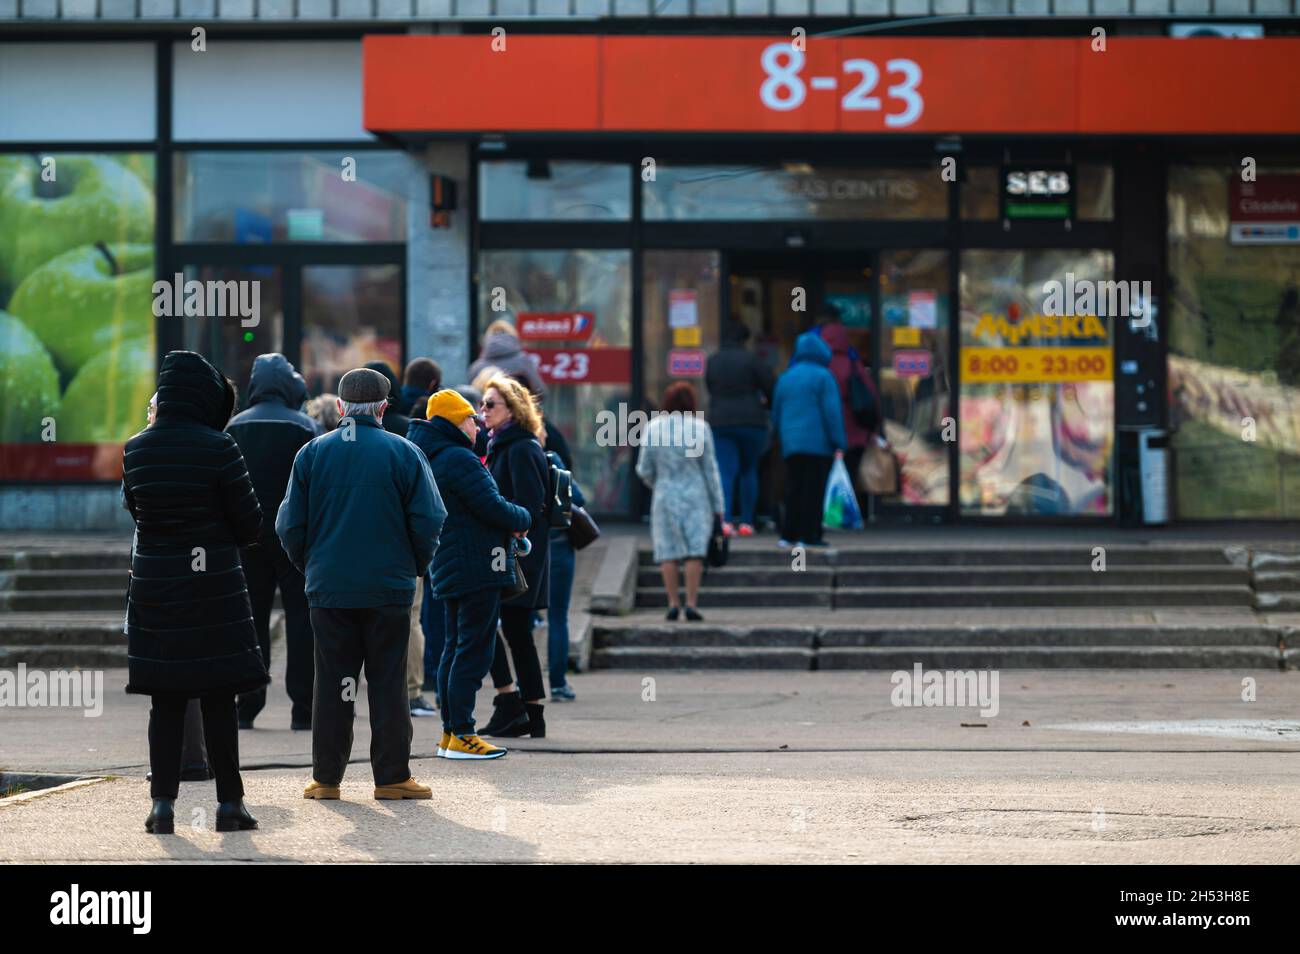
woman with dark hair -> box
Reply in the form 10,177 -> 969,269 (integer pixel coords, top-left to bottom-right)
706,318 -> 774,536
476,375 -> 552,738
122,351 -> 267,834
635,382 -> 725,621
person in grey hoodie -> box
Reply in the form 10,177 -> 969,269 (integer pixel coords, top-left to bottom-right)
466,319 -> 547,400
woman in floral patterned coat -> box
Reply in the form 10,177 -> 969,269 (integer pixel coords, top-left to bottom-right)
635,382 -> 725,622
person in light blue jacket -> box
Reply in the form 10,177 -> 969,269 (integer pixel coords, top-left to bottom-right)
771,331 -> 846,548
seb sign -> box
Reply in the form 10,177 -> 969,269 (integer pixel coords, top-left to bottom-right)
364,36 -> 1300,135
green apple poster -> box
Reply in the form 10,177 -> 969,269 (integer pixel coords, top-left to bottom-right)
0,154 -> 156,480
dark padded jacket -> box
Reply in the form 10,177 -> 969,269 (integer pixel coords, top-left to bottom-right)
487,422 -> 551,609
406,416 -> 531,600
276,415 -> 446,609
225,353 -> 319,549
706,340 -> 775,431
122,350 -> 268,696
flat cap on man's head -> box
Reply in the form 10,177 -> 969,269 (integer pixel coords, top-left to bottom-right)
337,367 -> 391,404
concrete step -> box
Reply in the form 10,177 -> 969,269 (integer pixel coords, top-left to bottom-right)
833,566 -> 1249,588
646,545 -> 1238,568
831,585 -> 1255,608
816,646 -> 1284,669
0,590 -> 125,612
594,623 -> 1287,649
1253,571 -> 1300,592
638,567 -> 834,589
0,644 -> 128,668
589,644 -> 1283,670
635,588 -> 831,608
1254,593 -> 1300,611
0,569 -> 131,592
0,551 -> 130,571
0,619 -> 127,646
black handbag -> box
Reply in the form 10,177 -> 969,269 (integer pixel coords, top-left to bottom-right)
567,505 -> 601,551
503,538 -> 529,600
706,514 -> 729,568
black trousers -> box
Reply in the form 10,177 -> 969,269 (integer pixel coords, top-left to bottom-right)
490,605 -> 546,702
238,539 -> 314,725
309,605 -> 411,787
149,693 -> 243,803
782,453 -> 834,545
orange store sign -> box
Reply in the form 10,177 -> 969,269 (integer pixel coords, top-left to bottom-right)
364,36 -> 1300,135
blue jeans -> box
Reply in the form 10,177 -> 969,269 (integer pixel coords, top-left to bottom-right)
713,426 -> 768,526
547,533 -> 576,689
420,573 -> 445,689
438,588 -> 501,736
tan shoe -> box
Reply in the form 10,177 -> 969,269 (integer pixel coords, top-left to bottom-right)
374,777 -> 432,800
303,780 -> 341,800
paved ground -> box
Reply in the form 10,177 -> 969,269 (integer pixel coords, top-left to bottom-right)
3,666 -> 1298,863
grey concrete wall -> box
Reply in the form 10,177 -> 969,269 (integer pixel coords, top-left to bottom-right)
0,486 -> 136,532
406,141 -> 473,386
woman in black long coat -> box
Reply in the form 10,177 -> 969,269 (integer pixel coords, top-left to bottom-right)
123,351 -> 268,834
477,375 -> 551,739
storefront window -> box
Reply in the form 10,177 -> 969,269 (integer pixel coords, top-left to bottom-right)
879,249 -> 952,507
644,164 -> 946,221
0,152 -> 156,481
300,264 -> 403,398
1167,164 -> 1300,519
961,163 -> 1114,221
175,151 -> 409,242
958,249 -> 1115,516
479,160 -> 631,221
477,249 -> 633,513
642,250 -> 722,417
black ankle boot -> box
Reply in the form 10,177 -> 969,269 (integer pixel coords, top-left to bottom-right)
480,691 -> 528,737
215,800 -> 259,832
145,798 -> 175,834
497,702 -> 546,739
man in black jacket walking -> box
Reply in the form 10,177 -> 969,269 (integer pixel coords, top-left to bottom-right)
226,354 -> 320,730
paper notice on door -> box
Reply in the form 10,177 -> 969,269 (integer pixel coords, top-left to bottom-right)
908,291 -> 937,329
669,290 -> 698,329
673,325 -> 702,347
893,326 -> 921,347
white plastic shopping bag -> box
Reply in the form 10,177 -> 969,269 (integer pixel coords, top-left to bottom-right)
822,458 -> 863,530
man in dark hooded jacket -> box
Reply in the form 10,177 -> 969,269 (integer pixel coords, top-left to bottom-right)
225,353 -> 319,730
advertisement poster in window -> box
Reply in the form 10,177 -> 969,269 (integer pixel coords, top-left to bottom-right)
0,153 -> 157,481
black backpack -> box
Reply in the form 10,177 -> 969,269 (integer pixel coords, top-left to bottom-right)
545,451 -> 573,529
849,368 -> 880,432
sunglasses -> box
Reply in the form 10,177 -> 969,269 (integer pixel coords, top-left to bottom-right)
480,399 -> 498,410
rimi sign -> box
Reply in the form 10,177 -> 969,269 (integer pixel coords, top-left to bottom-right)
365,36 -> 1300,136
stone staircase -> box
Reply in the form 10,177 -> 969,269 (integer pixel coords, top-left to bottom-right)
0,542 -> 282,670
591,539 -> 1300,670
0,547 -> 132,669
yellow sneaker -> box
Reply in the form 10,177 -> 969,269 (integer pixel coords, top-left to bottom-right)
436,732 -> 452,758
374,777 -> 432,800
444,734 -> 507,760
303,780 -> 340,800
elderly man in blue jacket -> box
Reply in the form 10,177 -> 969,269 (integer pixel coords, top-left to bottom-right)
771,331 -> 847,549
277,367 -> 446,801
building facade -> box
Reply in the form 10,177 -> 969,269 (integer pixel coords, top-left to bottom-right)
1,8 -> 1298,527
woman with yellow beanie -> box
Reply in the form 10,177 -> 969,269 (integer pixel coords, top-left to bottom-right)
405,390 -> 532,759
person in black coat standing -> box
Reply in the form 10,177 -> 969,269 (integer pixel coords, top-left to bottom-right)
123,350 -> 268,835
477,375 -> 552,739
225,354 -> 319,730
407,391 -> 532,759
706,318 -> 774,535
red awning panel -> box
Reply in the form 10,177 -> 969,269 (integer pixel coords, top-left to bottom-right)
363,35 -> 1300,136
